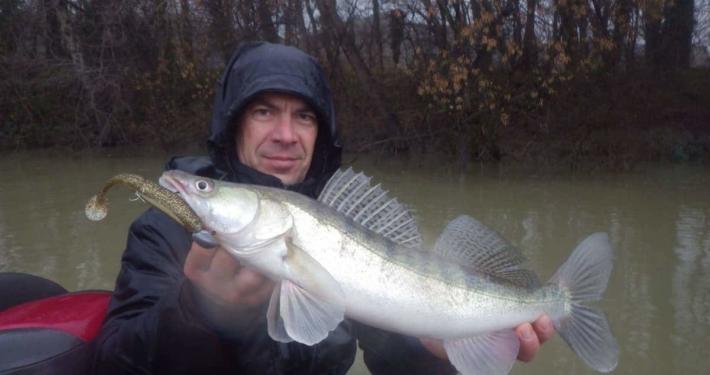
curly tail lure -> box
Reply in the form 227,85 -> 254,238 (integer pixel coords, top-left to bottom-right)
85,173 -> 203,233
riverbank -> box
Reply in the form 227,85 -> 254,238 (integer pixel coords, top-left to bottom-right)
495,68 -> 710,169
3,68 -> 708,170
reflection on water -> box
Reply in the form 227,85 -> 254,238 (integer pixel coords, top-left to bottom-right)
1,151 -> 710,374
672,207 -> 710,374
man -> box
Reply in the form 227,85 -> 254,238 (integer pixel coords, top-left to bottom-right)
93,42 -> 553,374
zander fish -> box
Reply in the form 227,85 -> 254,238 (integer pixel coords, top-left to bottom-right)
153,168 -> 619,375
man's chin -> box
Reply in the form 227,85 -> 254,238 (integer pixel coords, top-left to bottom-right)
272,172 -> 304,185
261,166 -> 304,185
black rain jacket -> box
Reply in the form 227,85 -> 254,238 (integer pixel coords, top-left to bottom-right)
92,42 -> 455,375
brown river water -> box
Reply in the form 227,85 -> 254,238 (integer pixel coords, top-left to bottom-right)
1,151 -> 709,374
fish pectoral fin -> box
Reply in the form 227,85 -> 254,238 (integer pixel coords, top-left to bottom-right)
266,280 -> 344,345
285,238 -> 346,307
443,330 -> 519,375
253,199 -> 294,240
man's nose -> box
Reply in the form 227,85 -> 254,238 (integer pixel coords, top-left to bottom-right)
271,114 -> 297,143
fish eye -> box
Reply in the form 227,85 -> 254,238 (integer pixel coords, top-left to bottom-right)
195,179 -> 212,193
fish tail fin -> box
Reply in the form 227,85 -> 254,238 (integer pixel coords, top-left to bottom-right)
549,232 -> 619,373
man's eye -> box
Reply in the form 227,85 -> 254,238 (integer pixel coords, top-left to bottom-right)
250,106 -> 273,119
299,113 -> 317,124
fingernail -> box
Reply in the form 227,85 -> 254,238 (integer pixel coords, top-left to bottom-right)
193,230 -> 219,249
521,326 -> 534,340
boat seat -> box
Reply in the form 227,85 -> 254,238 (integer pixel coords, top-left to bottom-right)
0,328 -> 90,375
0,275 -> 111,375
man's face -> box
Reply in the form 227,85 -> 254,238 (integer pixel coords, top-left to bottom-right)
236,93 -> 318,185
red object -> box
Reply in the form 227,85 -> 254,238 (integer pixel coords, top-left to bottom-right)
0,291 -> 111,341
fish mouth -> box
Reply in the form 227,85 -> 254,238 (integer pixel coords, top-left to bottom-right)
159,172 -> 213,236
158,172 -> 199,215
158,172 -> 186,196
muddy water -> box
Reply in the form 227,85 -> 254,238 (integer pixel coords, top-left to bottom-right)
1,151 -> 709,374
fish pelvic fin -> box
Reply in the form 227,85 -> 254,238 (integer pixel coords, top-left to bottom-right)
267,280 -> 344,345
265,239 -> 345,345
443,330 -> 519,375
549,232 -> 619,373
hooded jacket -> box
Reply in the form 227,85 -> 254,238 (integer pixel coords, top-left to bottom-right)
92,42 -> 454,375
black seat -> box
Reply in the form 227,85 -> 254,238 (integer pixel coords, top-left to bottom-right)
0,273 -> 67,312
0,328 -> 91,375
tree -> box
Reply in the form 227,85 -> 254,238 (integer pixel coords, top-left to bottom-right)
646,0 -> 695,69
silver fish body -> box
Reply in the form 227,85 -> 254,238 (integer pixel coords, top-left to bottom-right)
160,169 -> 618,375
280,195 -> 563,337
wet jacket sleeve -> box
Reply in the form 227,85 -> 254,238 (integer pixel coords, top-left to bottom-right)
356,323 -> 457,375
91,208 -> 238,374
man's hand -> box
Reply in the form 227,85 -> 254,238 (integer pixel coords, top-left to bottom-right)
515,315 -> 555,362
419,315 -> 555,362
184,242 -> 274,310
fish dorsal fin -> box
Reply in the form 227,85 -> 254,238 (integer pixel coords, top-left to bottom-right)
434,215 -> 540,288
318,168 -> 422,248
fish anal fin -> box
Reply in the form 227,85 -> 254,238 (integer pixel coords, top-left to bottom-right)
443,330 -> 519,375
434,215 -> 540,288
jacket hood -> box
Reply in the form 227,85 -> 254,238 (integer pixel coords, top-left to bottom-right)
207,42 -> 342,189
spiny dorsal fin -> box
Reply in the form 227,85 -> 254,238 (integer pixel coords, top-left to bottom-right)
318,168 -> 422,248
434,215 -> 540,288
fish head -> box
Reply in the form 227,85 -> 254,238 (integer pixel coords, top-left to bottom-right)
159,170 -> 258,235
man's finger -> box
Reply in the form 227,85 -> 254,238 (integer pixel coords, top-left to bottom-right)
419,338 -> 448,360
516,322 -> 540,362
185,241 -> 219,274
241,277 -> 276,306
532,314 -> 555,344
234,267 -> 269,292
207,248 -> 243,281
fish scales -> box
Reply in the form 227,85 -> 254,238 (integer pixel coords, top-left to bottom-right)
269,186 -> 515,291
264,188 -> 567,338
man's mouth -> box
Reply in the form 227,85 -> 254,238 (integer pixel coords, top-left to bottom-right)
263,155 -> 302,171
264,155 -> 301,161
